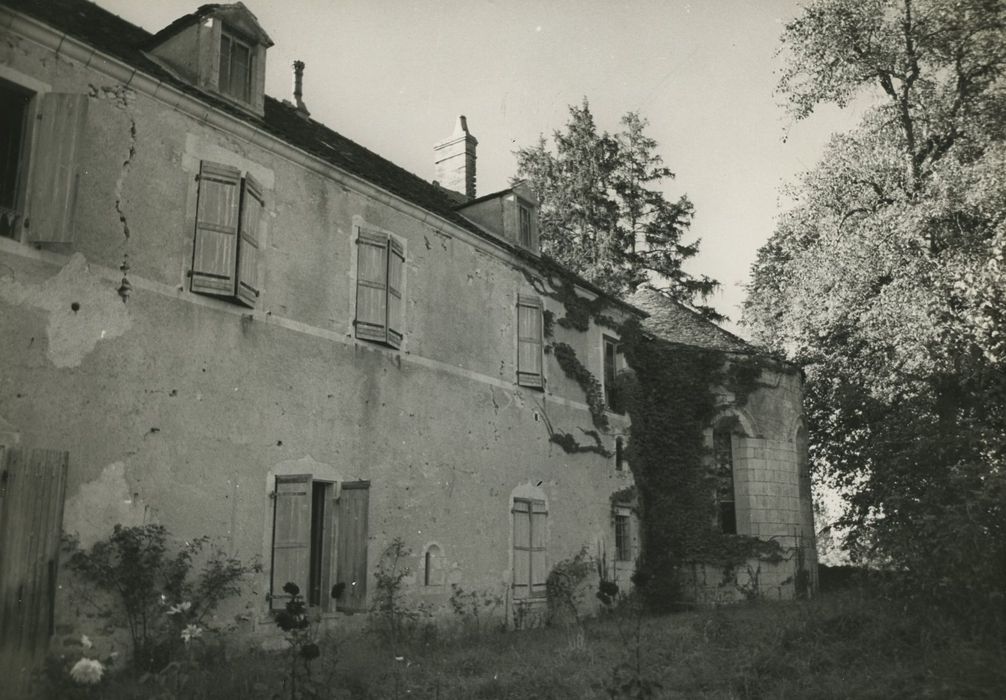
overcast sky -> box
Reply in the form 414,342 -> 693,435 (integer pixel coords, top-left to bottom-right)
99,0 -> 867,335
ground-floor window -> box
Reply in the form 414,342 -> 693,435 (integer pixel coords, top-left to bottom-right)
271,477 -> 370,612
512,498 -> 547,599
614,506 -> 632,562
713,426 -> 737,534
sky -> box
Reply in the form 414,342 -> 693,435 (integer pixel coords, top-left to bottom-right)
98,0 -> 868,335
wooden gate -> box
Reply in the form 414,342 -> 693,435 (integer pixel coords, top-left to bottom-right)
0,447 -> 69,697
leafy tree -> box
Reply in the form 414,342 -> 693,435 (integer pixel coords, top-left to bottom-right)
745,0 -> 1006,624
515,99 -> 720,319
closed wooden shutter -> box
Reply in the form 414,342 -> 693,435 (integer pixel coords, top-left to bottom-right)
236,172 -> 263,308
517,296 -> 543,387
27,93 -> 89,244
270,475 -> 311,610
355,230 -> 389,343
512,499 -> 531,599
191,161 -> 240,296
336,482 -> 370,612
529,500 -> 548,598
386,238 -> 404,349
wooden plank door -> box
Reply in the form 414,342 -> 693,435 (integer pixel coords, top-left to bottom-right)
335,482 -> 369,612
0,447 -> 69,698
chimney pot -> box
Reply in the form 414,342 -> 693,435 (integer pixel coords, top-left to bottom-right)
293,60 -> 310,117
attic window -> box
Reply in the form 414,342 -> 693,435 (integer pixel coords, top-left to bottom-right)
519,204 -> 532,248
219,30 -> 253,103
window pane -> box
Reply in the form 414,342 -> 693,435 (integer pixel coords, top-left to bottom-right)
0,80 -> 30,238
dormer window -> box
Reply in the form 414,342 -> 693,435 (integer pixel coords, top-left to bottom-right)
219,30 -> 253,103
519,204 -> 532,248
147,3 -> 273,117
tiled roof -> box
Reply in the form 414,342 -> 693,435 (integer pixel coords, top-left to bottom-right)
627,287 -> 753,353
1,0 -> 643,314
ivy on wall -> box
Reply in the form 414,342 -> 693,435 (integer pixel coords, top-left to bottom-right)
521,262 -> 789,610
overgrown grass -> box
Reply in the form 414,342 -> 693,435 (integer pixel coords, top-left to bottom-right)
40,586 -> 1006,699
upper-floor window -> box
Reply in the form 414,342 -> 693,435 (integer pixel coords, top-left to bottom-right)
614,506 -> 632,562
516,295 -> 544,388
355,230 -> 404,349
603,336 -> 622,413
190,160 -> 263,308
219,30 -> 253,104
0,80 -> 31,239
519,204 -> 532,248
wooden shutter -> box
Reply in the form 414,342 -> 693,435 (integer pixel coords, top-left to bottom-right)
270,475 -> 311,610
386,238 -> 404,349
191,161 -> 240,296
517,296 -> 543,387
27,93 -> 89,244
512,500 -> 531,599
336,482 -> 370,612
236,172 -> 263,308
529,500 -> 548,598
355,230 -> 389,342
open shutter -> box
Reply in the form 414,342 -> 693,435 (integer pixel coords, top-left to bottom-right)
336,482 -> 370,612
27,93 -> 89,243
529,500 -> 548,598
236,172 -> 263,308
191,161 -> 240,296
512,500 -> 531,599
270,475 -> 311,610
386,238 -> 404,348
355,230 -> 389,342
517,296 -> 543,388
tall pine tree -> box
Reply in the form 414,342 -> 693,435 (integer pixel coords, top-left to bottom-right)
515,100 -> 720,319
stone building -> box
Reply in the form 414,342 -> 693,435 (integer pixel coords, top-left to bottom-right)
0,0 -> 815,646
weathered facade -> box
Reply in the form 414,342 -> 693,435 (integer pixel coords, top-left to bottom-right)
0,0 -> 814,650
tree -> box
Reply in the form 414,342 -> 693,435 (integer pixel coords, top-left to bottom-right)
515,99 -> 720,319
745,0 -> 1006,623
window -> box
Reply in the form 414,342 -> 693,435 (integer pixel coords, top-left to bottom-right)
615,436 -> 625,471
516,295 -> 543,388
355,230 -> 404,348
0,80 -> 30,239
512,498 -> 547,599
603,336 -> 622,412
423,544 -> 444,587
190,161 -> 263,307
614,506 -> 632,562
713,427 -> 737,534
219,30 -> 253,103
271,477 -> 370,612
1,85 -> 88,244
519,204 -> 532,248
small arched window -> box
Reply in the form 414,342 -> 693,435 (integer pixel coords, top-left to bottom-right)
423,544 -> 444,587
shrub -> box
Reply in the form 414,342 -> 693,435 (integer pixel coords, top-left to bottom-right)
67,524 -> 259,671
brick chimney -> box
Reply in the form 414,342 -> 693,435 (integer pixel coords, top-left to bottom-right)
434,116 -> 477,199
293,60 -> 309,117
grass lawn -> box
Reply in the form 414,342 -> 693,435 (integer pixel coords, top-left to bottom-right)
40,588 -> 1006,699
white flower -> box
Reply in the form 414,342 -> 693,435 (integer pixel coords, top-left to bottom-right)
69,658 -> 104,685
80,634 -> 92,649
166,601 -> 192,616
181,624 -> 203,644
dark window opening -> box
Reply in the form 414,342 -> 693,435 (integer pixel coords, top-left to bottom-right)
714,427 -> 737,534
0,80 -> 31,239
308,482 -> 327,606
615,436 -> 624,471
614,510 -> 631,561
219,31 -> 253,103
603,336 -> 621,412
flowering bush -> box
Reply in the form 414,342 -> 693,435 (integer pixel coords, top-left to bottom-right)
67,524 -> 260,671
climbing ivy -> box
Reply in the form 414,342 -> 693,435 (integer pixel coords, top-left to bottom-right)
617,319 -> 783,611
520,261 -> 788,609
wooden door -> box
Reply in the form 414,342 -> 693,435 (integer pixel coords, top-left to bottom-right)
335,482 -> 369,612
0,447 -> 69,698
